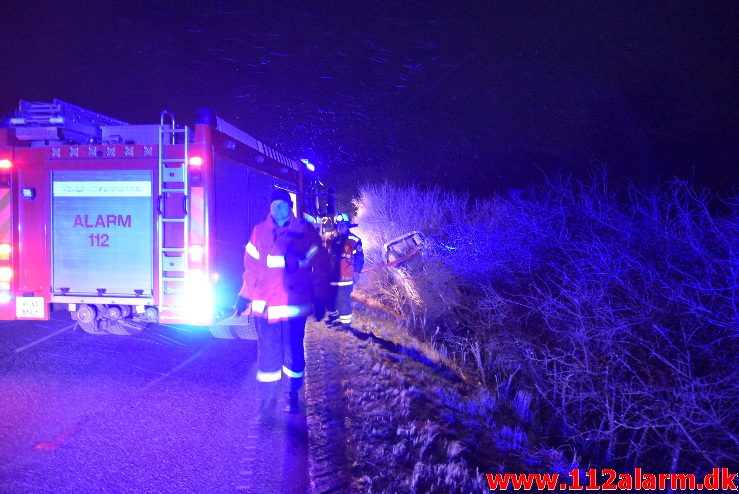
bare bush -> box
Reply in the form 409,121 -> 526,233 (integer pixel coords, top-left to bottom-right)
355,177 -> 738,474
518,179 -> 739,471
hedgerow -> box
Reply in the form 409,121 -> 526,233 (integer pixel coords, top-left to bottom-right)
352,176 -> 738,473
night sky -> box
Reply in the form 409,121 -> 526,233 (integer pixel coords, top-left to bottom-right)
2,1 -> 737,198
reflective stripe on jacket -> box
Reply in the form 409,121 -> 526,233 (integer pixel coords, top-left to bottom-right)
239,212 -> 329,322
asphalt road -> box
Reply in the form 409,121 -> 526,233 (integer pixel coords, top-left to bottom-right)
0,310 -> 309,494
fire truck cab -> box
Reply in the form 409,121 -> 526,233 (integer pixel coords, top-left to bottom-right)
0,99 -> 323,334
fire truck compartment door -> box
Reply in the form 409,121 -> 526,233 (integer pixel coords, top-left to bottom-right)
51,170 -> 153,296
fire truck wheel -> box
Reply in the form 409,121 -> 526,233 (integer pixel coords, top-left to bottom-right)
143,307 -> 158,323
106,305 -> 123,321
77,304 -> 97,325
77,305 -> 107,334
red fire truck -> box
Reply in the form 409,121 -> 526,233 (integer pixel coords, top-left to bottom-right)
0,99 -> 328,335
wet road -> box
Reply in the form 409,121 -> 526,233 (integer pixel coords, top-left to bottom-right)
0,311 -> 309,494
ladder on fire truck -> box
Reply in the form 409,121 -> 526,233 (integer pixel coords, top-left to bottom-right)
10,99 -> 128,143
157,110 -> 189,312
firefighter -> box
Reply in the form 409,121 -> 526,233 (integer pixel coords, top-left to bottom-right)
326,212 -> 364,328
234,188 -> 329,415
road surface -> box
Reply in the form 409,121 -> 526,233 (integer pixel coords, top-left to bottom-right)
0,310 -> 309,494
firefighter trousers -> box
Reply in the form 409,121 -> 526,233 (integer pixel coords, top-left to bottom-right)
328,284 -> 354,326
254,316 -> 306,393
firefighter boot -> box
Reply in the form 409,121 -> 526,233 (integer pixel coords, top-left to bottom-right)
284,391 -> 301,414
254,381 -> 279,421
325,310 -> 339,327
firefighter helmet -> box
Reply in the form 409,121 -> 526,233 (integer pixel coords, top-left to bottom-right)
333,212 -> 357,228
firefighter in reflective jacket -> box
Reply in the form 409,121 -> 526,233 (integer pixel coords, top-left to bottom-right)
234,188 -> 330,415
326,212 -> 364,328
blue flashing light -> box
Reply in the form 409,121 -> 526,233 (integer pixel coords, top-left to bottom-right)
300,158 -> 315,172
